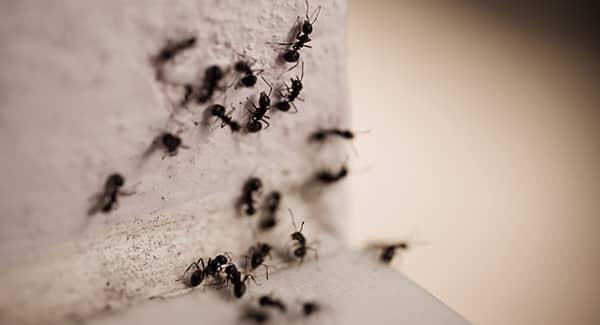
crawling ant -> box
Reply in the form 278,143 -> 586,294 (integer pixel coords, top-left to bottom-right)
302,301 -> 321,316
233,57 -> 264,88
247,77 -> 273,133
246,242 -> 272,279
368,242 -> 414,264
154,36 -> 197,65
177,253 -> 230,287
309,129 -> 355,142
196,65 -> 225,103
241,307 -> 270,324
270,0 -> 321,70
209,104 -> 241,132
274,62 -> 304,113
258,295 -> 287,312
240,177 -> 262,216
315,165 -> 348,184
155,132 -> 187,158
153,36 -> 197,80
259,191 -> 281,230
224,263 -> 257,298
88,173 -> 128,215
288,209 -> 317,262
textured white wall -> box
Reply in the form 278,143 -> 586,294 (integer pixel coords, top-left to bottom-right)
0,0 -> 350,323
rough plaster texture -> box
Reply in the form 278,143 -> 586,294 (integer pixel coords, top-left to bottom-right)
0,1 -> 465,324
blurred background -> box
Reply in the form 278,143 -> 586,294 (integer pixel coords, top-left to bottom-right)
347,1 -> 600,325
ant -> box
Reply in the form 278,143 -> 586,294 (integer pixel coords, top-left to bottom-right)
309,128 -> 354,142
274,62 -> 304,113
153,36 -> 197,81
258,191 -> 281,231
177,253 -> 230,287
246,77 -> 273,133
233,57 -> 263,88
368,242 -> 412,264
241,307 -> 270,324
154,132 -> 187,158
224,263 -> 257,298
240,177 -> 262,216
196,65 -> 225,103
154,36 -> 197,65
245,242 -> 272,279
302,301 -> 321,316
270,0 -> 321,70
209,104 -> 241,132
315,165 -> 348,184
88,173 -> 128,215
288,209 -> 317,262
258,295 -> 287,312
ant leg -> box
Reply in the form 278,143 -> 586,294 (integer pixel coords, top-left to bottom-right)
177,261 -> 200,281
244,273 -> 259,286
286,61 -> 300,72
261,264 -> 269,280
261,119 -> 271,129
290,101 -> 298,114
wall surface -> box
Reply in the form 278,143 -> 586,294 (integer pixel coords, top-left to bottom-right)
0,0 -> 351,323
347,1 -> 600,325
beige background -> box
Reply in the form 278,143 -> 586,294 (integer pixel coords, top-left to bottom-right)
347,1 -> 600,325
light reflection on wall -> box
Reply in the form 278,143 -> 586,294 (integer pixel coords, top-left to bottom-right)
347,1 -> 600,324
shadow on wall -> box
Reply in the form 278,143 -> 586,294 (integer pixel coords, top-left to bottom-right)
347,1 -> 600,325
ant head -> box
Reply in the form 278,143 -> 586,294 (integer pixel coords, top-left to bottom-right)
230,121 -> 241,132
106,173 -> 125,188
303,301 -> 320,316
291,78 -> 303,91
301,20 -> 313,35
189,270 -> 204,287
234,60 -> 251,73
247,120 -> 263,133
240,75 -> 257,87
283,50 -> 300,63
310,131 -> 326,142
224,264 -> 237,274
246,177 -> 262,191
162,133 -> 182,152
274,101 -> 291,112
339,166 -> 349,177
340,130 -> 354,139
270,191 -> 281,201
210,104 -> 226,116
259,92 -> 271,108
214,254 -> 229,265
205,65 -> 223,82
259,243 -> 272,254
294,246 -> 307,258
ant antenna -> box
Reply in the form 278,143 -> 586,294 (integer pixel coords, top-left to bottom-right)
261,76 -> 273,96
299,61 -> 305,80
305,0 -> 322,24
288,209 -> 304,232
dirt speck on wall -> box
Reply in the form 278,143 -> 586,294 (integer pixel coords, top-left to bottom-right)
0,0 -> 349,323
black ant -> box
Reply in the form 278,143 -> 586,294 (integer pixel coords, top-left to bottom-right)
288,209 -> 317,262
258,295 -> 287,312
224,263 -> 257,298
315,165 -> 348,184
155,132 -> 187,158
196,65 -> 225,103
368,242 -> 413,264
246,242 -> 272,279
155,36 -> 196,65
302,301 -> 321,316
233,57 -> 264,88
309,129 -> 355,142
246,77 -> 273,133
153,36 -> 197,80
274,62 -> 304,113
270,0 -> 321,70
88,173 -> 127,215
240,177 -> 262,216
177,253 -> 230,287
209,104 -> 241,132
259,191 -> 281,231
241,307 -> 270,324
